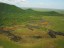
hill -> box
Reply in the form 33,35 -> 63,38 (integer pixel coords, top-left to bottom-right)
0,3 -> 64,26
0,3 -> 25,26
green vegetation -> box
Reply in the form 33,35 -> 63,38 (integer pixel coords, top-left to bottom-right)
0,3 -> 64,48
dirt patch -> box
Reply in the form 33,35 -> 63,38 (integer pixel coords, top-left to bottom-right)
0,30 -> 22,42
48,29 -> 64,38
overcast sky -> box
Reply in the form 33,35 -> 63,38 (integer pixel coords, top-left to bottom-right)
0,0 -> 64,9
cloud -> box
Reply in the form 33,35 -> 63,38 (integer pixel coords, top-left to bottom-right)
0,0 -> 63,9
0,0 -> 27,5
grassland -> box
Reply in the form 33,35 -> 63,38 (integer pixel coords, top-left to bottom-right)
0,3 -> 64,48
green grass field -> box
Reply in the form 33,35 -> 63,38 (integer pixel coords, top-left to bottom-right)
0,3 -> 64,48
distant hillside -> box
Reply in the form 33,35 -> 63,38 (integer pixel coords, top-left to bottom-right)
37,11 -> 64,16
0,3 -> 64,27
32,8 -> 64,12
0,3 -> 24,13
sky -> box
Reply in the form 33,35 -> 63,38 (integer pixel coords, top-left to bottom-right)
0,0 -> 64,9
